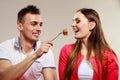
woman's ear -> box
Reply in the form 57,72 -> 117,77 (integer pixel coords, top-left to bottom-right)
89,21 -> 96,30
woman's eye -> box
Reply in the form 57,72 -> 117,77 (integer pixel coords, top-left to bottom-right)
75,18 -> 80,24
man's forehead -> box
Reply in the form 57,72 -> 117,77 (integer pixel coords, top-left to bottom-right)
24,14 -> 42,22
24,13 -> 41,19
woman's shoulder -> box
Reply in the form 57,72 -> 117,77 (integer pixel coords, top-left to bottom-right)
62,43 -> 73,47
103,50 -> 117,59
103,50 -> 118,65
61,43 -> 74,51
60,43 -> 74,56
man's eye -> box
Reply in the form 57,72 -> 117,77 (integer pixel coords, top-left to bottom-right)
40,22 -> 43,26
31,22 -> 37,26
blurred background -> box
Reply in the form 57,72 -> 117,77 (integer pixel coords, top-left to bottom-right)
0,0 -> 119,79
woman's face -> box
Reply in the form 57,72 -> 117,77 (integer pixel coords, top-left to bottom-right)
71,12 -> 93,41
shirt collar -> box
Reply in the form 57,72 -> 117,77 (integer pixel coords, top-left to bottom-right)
14,37 -> 37,51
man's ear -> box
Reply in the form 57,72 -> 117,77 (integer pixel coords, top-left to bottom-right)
17,22 -> 23,31
89,21 -> 96,30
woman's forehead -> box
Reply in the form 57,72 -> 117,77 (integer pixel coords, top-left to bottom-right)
73,12 -> 86,20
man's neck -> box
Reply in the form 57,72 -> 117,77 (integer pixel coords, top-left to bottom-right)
19,37 -> 36,54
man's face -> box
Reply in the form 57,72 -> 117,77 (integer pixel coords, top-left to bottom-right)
18,13 -> 43,42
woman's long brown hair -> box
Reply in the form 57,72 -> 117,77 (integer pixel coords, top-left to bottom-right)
64,8 -> 112,80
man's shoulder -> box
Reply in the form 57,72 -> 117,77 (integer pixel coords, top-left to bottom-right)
0,38 -> 15,47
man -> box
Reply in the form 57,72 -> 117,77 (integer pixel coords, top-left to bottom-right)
0,5 -> 56,80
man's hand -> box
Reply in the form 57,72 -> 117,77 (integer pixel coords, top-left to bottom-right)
34,40 -> 53,59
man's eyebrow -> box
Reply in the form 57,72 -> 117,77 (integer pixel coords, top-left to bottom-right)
30,21 -> 40,24
31,21 -> 43,23
31,21 -> 39,23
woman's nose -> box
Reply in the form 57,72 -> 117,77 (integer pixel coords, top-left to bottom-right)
71,21 -> 76,27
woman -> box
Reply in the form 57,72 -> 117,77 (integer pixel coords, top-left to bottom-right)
58,8 -> 119,80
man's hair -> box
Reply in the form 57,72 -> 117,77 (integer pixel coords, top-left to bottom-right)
17,5 -> 40,23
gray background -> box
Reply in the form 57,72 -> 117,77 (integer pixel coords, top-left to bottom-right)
0,0 -> 119,79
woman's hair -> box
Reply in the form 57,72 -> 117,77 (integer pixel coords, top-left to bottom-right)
64,8 -> 112,80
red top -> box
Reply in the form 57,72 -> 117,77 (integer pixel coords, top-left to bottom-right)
58,44 -> 119,80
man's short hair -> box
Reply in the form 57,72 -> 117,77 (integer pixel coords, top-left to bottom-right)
17,5 -> 40,23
